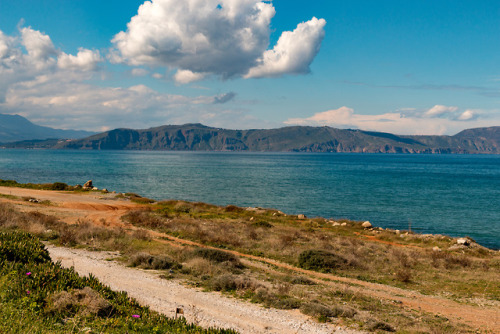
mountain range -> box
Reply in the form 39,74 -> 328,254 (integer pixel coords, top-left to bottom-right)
0,113 -> 95,143
1,114 -> 499,153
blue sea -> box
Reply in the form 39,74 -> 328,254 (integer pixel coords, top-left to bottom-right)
1,149 -> 499,249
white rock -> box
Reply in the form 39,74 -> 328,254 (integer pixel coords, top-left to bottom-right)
457,238 -> 470,246
341,223 -> 347,226
362,221 -> 372,228
297,214 -> 306,220
432,246 -> 441,252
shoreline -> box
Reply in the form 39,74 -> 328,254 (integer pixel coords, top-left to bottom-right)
0,180 -> 497,251
1,183 -> 499,333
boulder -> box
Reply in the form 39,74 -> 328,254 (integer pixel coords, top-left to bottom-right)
341,222 -> 347,226
297,214 -> 306,220
457,238 -> 470,246
83,180 -> 93,189
432,246 -> 441,252
362,221 -> 372,228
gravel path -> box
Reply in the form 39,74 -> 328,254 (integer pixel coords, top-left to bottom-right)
47,245 -> 364,334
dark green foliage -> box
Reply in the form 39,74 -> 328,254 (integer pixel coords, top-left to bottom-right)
192,248 -> 243,268
50,182 -> 69,191
367,320 -> 396,332
252,221 -> 273,228
0,231 -> 237,334
0,179 -> 72,191
0,232 -> 51,264
298,250 -> 349,272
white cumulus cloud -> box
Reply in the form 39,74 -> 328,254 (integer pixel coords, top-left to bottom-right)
58,48 -> 102,71
174,69 -> 207,84
111,0 -> 326,83
245,17 -> 326,78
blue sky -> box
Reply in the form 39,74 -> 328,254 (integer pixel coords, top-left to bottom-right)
0,0 -> 499,134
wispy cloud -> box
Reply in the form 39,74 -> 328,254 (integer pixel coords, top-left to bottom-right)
342,80 -> 500,97
285,105 -> 500,135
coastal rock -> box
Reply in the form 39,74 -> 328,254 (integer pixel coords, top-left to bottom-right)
83,180 -> 93,189
432,246 -> 441,252
362,221 -> 372,228
341,222 -> 347,226
457,238 -> 470,246
297,214 -> 306,220
92,187 -> 98,191
101,188 -> 108,193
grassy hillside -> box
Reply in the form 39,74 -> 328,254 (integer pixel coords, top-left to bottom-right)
0,230 -> 236,334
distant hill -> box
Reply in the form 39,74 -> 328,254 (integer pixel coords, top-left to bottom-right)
24,123 -> 497,154
0,113 -> 96,143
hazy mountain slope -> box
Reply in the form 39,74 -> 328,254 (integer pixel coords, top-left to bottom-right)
0,113 -> 95,143
49,123 -> 500,154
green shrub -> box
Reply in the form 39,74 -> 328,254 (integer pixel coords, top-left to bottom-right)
290,276 -> 315,285
192,248 -> 243,268
298,250 -> 349,272
211,275 -> 238,291
300,302 -> 334,318
50,182 -> 69,191
252,221 -> 273,228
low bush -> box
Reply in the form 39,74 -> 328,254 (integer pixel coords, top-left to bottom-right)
129,252 -> 179,270
252,221 -> 273,228
298,250 -> 349,272
192,248 -> 243,268
290,276 -> 315,285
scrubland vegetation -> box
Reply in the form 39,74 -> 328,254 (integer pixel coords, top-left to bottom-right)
0,185 -> 499,333
0,230 -> 236,333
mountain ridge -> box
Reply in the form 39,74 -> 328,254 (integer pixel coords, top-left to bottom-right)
2,118 -> 498,153
0,113 -> 96,143
47,123 -> 500,154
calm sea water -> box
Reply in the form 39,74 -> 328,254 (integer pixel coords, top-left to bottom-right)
1,149 -> 499,249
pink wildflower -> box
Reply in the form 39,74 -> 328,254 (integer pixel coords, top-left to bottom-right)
132,314 -> 140,318
26,272 -> 31,276
26,290 -> 30,294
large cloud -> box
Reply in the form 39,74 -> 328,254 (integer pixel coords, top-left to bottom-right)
0,26 -> 267,131
285,105 -> 500,135
0,27 -> 102,102
111,0 -> 326,82
245,17 -> 326,78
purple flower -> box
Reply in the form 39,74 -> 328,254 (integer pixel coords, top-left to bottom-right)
26,290 -> 30,294
132,314 -> 140,318
26,272 -> 31,276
